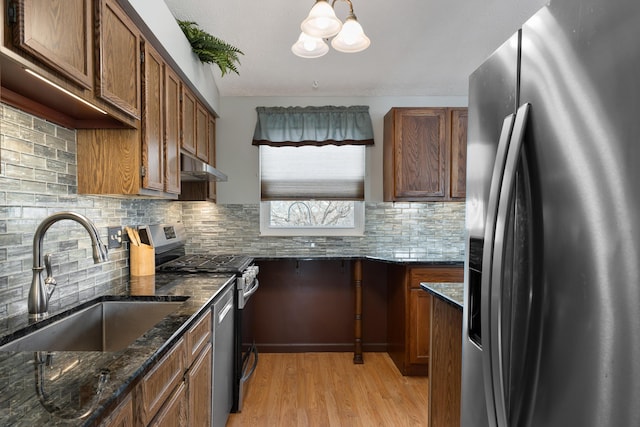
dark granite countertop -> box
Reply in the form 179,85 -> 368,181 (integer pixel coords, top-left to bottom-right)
255,254 -> 463,266
420,282 -> 464,309
0,272 -> 235,426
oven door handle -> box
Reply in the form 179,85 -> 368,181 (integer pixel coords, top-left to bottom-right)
243,279 -> 259,300
241,343 -> 259,382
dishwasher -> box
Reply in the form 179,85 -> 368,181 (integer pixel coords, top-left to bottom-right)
212,283 -> 235,427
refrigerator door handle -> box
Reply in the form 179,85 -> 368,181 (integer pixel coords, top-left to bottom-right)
480,113 -> 516,427
489,103 -> 531,427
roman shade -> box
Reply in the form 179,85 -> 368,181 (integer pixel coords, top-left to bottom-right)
260,145 -> 365,200
252,105 -> 374,146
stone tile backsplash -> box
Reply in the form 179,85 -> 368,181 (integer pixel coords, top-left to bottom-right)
0,103 -> 465,319
0,104 -> 180,318
180,202 -> 465,260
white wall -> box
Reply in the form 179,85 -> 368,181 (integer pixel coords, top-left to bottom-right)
216,96 -> 468,204
126,0 -> 220,113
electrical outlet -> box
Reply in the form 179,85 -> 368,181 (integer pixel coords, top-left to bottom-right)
107,226 -> 122,249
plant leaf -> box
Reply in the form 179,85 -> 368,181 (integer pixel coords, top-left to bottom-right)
177,20 -> 244,76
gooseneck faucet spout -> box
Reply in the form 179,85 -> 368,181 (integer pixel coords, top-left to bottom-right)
29,212 -> 109,320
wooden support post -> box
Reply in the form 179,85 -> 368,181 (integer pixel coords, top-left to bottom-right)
353,258 -> 363,364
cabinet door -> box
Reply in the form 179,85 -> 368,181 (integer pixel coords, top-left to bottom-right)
100,394 -> 133,427
409,289 -> 431,366
195,102 -> 209,162
186,310 -> 212,366
386,108 -> 448,200
96,0 -> 140,119
207,115 -> 217,201
429,297 -> 462,427
450,108 -> 468,199
180,85 -> 197,155
141,41 -> 164,192
164,66 -> 181,194
12,0 -> 93,89
188,344 -> 212,427
136,338 -> 186,426
149,382 -> 188,427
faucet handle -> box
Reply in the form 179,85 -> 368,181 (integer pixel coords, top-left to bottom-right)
44,254 -> 57,305
44,254 -> 56,285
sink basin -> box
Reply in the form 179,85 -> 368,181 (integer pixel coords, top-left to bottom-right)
0,299 -> 186,352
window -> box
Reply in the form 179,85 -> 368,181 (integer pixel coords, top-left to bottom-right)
260,200 -> 364,236
252,105 -> 373,237
259,145 -> 365,236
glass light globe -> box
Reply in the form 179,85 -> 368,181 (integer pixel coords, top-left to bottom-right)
331,17 -> 370,53
292,32 -> 329,58
301,0 -> 342,38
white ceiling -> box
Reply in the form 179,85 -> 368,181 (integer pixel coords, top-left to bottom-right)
162,0 -> 548,98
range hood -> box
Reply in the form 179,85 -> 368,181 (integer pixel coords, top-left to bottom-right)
180,154 -> 228,182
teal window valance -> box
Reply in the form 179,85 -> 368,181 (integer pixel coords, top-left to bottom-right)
252,105 -> 374,146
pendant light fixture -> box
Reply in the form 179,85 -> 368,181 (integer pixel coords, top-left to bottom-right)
292,0 -> 370,58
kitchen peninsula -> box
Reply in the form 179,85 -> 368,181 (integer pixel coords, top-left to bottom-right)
421,281 -> 464,427
0,253 -> 464,425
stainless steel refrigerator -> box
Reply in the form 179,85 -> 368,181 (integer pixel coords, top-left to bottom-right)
462,0 -> 640,425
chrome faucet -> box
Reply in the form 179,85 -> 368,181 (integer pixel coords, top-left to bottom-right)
29,212 -> 109,320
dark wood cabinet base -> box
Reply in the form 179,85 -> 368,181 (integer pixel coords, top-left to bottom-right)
251,259 -> 387,355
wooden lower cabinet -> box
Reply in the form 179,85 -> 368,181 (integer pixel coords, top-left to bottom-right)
428,296 -> 462,427
135,337 -> 187,426
102,309 -> 213,426
187,344 -> 213,427
149,382 -> 188,427
409,288 -> 431,366
388,265 -> 463,376
100,394 -> 134,427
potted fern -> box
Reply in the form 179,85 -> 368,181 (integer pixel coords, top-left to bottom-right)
177,20 -> 244,76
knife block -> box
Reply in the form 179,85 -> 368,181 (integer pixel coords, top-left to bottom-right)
130,244 -> 155,276
130,275 -> 156,295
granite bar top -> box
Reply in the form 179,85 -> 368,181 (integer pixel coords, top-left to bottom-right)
0,272 -> 235,426
254,254 -> 464,266
420,282 -> 464,309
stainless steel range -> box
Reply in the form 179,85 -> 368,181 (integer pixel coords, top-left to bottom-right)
158,254 -> 253,274
141,224 -> 259,423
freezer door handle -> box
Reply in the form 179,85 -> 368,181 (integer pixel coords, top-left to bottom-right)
479,113 -> 516,427
487,103 -> 530,427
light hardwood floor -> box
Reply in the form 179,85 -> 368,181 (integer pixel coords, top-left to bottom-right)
226,352 -> 429,427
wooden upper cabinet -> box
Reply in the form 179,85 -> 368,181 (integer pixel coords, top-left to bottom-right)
76,43 -> 180,199
96,0 -> 140,119
384,107 -> 468,201
180,84 -> 197,155
450,108 -> 468,199
195,102 -> 209,162
11,0 -> 93,89
141,41 -> 164,192
384,108 -> 447,201
207,114 -> 217,201
208,114 -> 216,166
164,66 -> 181,195
178,113 -> 218,202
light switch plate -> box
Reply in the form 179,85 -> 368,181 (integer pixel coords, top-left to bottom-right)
108,226 -> 122,249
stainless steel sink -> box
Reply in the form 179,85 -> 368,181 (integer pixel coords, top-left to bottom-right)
0,300 -> 186,352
